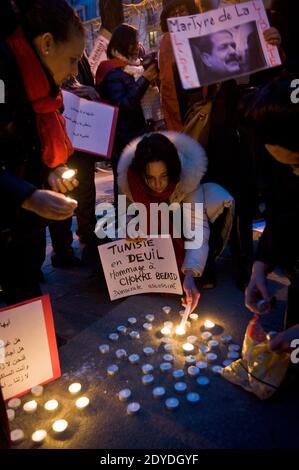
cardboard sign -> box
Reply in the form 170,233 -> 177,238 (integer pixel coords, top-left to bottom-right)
168,0 -> 281,89
98,237 -> 183,301
63,90 -> 118,159
0,295 -> 60,401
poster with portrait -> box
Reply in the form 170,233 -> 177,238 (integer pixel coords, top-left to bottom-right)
167,0 -> 281,89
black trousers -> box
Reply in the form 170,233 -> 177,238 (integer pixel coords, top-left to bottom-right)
284,271 -> 299,329
0,213 -> 45,305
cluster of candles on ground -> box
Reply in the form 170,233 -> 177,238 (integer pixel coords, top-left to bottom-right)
6,381 -> 89,445
98,305 -> 241,414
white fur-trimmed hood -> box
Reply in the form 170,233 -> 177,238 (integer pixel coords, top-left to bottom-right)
117,131 -> 208,202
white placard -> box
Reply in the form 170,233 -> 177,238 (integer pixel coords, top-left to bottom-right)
98,237 -> 183,301
168,0 -> 281,89
0,296 -> 60,400
62,90 -> 118,158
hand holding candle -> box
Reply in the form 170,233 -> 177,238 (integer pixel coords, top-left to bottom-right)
48,166 -> 79,194
182,272 -> 200,313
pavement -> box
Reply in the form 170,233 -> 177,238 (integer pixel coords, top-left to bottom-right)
4,170 -> 299,449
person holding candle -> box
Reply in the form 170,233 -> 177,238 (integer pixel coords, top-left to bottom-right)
0,0 -> 85,304
117,132 -> 234,313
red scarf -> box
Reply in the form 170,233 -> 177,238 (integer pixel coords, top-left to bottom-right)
6,28 -> 73,168
95,58 -> 127,86
127,168 -> 185,271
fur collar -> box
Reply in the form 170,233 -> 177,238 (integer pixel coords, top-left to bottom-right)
117,131 -> 208,201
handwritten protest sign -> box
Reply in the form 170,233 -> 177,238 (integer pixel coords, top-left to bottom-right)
0,295 -> 60,400
98,237 -> 183,301
63,90 -> 118,159
168,0 -> 281,89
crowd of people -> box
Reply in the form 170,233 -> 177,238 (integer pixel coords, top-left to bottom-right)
0,0 -> 299,446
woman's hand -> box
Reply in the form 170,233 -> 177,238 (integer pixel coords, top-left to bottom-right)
181,271 -> 201,313
48,166 -> 79,193
263,27 -> 282,47
270,325 -> 299,353
22,190 -> 77,220
245,261 -> 271,314
143,63 -> 159,83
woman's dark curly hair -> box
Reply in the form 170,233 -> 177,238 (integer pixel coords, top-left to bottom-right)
130,133 -> 182,184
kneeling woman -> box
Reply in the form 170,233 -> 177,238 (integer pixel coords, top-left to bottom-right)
117,132 -> 234,312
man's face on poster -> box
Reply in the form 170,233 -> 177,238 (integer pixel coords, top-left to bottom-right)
202,31 -> 241,75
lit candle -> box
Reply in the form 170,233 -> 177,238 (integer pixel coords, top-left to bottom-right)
75,396 -> 90,409
182,342 -> 194,352
162,306 -> 171,314
32,430 -> 47,443
161,326 -> 172,336
68,383 -> 82,395
164,321 -> 173,329
23,400 -> 38,414
44,399 -> 59,412
175,325 -> 186,336
204,320 -> 215,329
61,168 -> 76,180
52,419 -> 68,433
190,313 -> 199,321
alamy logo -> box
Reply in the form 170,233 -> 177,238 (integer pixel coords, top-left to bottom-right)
290,339 -> 299,364
0,79 -> 5,104
0,339 -> 5,364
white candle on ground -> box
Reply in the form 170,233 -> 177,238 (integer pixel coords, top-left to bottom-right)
23,400 -> 38,414
7,409 -> 15,421
182,342 -> 194,352
68,383 -> 82,394
204,320 -> 215,329
10,429 -> 24,443
8,398 -> 21,409
161,327 -> 172,335
44,399 -> 59,412
75,396 -> 90,409
32,430 -> 47,443
52,419 -> 68,433
175,325 -> 186,336
31,385 -> 44,397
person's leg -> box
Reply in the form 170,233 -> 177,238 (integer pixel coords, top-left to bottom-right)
284,271 -> 299,329
49,218 -> 81,267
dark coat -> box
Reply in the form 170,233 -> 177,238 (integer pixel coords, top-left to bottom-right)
0,41 -> 48,234
97,67 -> 149,155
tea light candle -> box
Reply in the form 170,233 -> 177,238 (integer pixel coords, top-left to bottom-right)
32,429 -> 47,443
10,429 -> 24,443
31,385 -> 44,397
174,382 -> 187,394
159,362 -> 172,372
23,400 -> 38,414
173,369 -> 185,380
223,359 -> 233,367
196,361 -> 208,370
128,317 -> 137,325
161,326 -> 172,336
52,419 -> 68,433
186,392 -> 201,405
8,398 -> 21,410
212,365 -> 223,375
107,364 -> 119,376
143,322 -> 153,331
201,331 -> 212,341
198,344 -> 210,354
128,354 -> 140,364
7,409 -> 15,422
152,386 -> 166,399
68,383 -> 82,395
187,335 -> 198,344
208,340 -> 219,349
196,376 -> 210,386
118,389 -> 131,402
162,306 -> 171,314
142,374 -> 154,385
227,351 -> 240,360
99,344 -> 109,354
204,320 -> 215,329
44,399 -> 59,412
127,402 -> 140,415
165,397 -> 180,411
108,333 -> 119,342
142,364 -> 154,375
129,330 -> 140,340
75,396 -> 90,409
187,366 -> 200,377
164,321 -> 173,329
185,355 -> 197,365
175,325 -> 186,336
145,314 -> 155,322
163,354 -> 174,363
117,325 -> 127,335
220,334 -> 232,344
143,347 -> 155,356
115,349 -> 127,360
190,313 -> 199,321
228,344 -> 241,352
164,343 -> 174,352
161,337 -> 171,344
183,342 -> 194,353
206,353 -> 217,363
